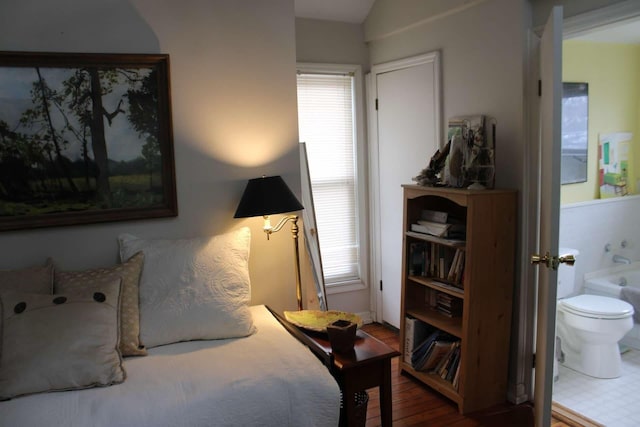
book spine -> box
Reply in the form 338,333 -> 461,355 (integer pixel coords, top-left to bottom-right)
430,243 -> 437,276
446,346 -> 461,382
447,249 -> 460,281
437,341 -> 460,378
438,245 -> 445,279
454,250 -> 465,285
452,359 -> 461,390
404,317 -> 415,364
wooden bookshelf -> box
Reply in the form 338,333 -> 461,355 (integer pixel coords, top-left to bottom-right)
399,185 -> 516,414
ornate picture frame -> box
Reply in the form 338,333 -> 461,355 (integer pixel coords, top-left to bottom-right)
0,52 -> 177,231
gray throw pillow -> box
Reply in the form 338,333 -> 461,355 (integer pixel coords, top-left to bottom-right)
55,252 -> 146,357
0,259 -> 54,360
0,259 -> 54,294
0,279 -> 125,400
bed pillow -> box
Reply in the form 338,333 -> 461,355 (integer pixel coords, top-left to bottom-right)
118,227 -> 255,348
0,279 -> 125,400
0,259 -> 54,360
54,252 -> 146,357
0,259 -> 54,294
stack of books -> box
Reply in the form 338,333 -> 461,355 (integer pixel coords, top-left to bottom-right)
409,209 -> 466,240
407,242 -> 465,287
446,249 -> 465,286
410,329 -> 458,372
435,341 -> 461,388
410,220 -> 466,239
403,316 -> 463,390
408,242 -> 429,277
435,293 -> 463,318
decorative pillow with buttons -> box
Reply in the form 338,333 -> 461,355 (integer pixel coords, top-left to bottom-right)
0,278 -> 125,400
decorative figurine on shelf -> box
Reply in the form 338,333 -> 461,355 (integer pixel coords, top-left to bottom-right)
412,141 -> 450,186
414,115 -> 496,189
444,133 -> 466,188
458,115 -> 495,190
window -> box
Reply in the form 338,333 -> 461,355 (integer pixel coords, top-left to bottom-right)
561,82 -> 588,185
296,63 -> 366,290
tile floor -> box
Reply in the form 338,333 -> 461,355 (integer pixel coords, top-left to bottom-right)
553,348 -> 640,427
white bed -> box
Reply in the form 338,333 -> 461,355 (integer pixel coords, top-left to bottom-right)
0,305 -> 341,427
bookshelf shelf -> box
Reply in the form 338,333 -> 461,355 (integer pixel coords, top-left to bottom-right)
400,363 -> 462,404
405,231 -> 466,248
406,307 -> 462,338
408,275 -> 464,299
399,185 -> 516,414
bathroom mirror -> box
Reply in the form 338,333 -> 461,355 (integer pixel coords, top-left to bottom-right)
561,82 -> 589,184
300,142 -> 328,311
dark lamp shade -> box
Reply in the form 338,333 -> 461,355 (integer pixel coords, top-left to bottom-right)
234,176 -> 304,218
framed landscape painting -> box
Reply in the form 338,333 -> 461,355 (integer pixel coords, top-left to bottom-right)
0,52 -> 177,231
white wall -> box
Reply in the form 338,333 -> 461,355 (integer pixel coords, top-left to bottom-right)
560,195 -> 640,294
0,0 -> 302,314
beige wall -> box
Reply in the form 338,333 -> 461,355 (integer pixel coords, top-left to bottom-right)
364,0 -> 483,42
0,0 -> 302,314
365,0 -> 528,195
364,0 -> 531,402
296,18 -> 369,67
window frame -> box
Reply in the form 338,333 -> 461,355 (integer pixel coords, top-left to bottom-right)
296,62 -> 368,294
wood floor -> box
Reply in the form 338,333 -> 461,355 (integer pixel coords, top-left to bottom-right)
361,323 -> 571,427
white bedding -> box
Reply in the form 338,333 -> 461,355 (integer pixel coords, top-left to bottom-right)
0,305 -> 341,427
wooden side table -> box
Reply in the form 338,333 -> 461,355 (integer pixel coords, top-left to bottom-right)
268,308 -> 400,426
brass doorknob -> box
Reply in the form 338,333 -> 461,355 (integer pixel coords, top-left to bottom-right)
531,252 -> 576,270
531,252 -> 551,267
557,254 -> 576,266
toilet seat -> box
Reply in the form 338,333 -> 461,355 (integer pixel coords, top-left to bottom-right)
560,294 -> 634,319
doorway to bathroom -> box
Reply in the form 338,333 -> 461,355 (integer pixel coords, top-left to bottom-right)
552,6 -> 640,426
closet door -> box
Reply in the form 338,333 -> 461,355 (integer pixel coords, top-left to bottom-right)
370,52 -> 441,328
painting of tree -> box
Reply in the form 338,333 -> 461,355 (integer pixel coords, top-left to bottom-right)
0,52 -> 176,231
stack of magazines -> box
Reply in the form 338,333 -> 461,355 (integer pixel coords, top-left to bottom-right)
410,209 -> 466,240
411,329 -> 458,372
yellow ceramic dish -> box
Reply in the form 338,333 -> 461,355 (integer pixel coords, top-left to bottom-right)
284,310 -> 363,332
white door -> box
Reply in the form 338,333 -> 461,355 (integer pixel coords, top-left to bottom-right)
534,6 -> 563,427
370,52 -> 441,328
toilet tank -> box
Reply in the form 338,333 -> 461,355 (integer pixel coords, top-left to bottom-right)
557,248 -> 579,298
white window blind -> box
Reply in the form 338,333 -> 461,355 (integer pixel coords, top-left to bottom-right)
297,72 -> 360,285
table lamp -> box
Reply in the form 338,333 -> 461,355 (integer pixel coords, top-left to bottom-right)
234,175 -> 305,310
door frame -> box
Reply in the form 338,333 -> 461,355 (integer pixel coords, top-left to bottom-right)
367,51 -> 442,324
522,0 -> 640,412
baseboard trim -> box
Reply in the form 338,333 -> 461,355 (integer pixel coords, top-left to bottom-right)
358,311 -> 374,325
552,402 -> 605,427
506,382 -> 530,405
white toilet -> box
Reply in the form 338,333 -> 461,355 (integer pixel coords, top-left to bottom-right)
556,248 -> 634,379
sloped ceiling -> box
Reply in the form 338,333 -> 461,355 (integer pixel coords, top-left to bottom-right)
294,0 -> 375,23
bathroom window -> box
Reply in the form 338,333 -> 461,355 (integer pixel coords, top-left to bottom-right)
561,82 -> 589,184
